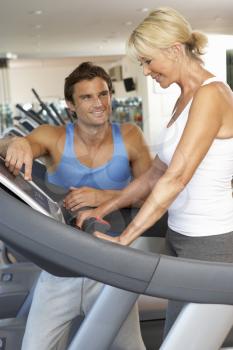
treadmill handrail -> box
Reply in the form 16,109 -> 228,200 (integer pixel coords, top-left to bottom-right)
1,188 -> 233,305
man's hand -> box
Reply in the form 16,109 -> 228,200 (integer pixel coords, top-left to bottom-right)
5,137 -> 33,180
63,186 -> 103,211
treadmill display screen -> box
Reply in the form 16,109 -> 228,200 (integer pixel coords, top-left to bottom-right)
19,180 -> 51,213
0,157 -> 62,221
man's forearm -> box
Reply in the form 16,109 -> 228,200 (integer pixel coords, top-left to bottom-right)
100,190 -> 121,205
0,136 -> 17,157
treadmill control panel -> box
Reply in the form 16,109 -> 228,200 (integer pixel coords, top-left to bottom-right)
0,156 -> 64,223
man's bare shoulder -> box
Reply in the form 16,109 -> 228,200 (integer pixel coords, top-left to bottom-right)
27,124 -> 65,140
118,122 -> 152,176
31,124 -> 65,134
120,122 -> 143,141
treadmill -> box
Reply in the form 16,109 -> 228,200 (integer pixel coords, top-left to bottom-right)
0,157 -> 233,350
0,156 -> 167,349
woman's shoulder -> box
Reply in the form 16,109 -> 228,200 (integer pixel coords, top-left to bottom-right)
193,79 -> 232,109
198,78 -> 231,96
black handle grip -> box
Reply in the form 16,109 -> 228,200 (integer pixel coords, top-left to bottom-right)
82,217 -> 111,234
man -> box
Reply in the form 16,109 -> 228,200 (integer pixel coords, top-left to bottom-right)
1,62 -> 152,349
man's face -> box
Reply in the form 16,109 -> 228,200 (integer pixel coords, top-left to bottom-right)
68,77 -> 112,126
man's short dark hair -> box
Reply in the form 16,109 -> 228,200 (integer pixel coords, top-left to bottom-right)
64,62 -> 113,103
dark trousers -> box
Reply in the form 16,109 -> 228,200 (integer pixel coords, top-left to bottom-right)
163,228 -> 233,336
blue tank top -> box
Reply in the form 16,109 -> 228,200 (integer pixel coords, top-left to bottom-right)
47,123 -> 132,190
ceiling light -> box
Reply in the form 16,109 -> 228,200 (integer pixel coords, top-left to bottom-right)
137,7 -> 149,13
6,52 -> 18,59
30,10 -> 43,15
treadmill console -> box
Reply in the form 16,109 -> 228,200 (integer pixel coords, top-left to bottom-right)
0,156 -> 64,223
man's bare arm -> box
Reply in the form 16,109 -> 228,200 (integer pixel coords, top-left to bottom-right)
0,125 -> 57,179
0,136 -> 16,157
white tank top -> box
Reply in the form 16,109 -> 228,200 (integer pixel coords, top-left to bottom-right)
156,77 -> 233,236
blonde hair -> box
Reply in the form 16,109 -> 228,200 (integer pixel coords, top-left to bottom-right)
128,7 -> 208,63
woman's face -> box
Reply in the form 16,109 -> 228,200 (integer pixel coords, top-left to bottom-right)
139,48 -> 177,88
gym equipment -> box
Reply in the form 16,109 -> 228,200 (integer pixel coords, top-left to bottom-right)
0,158 -> 233,349
31,88 -> 60,126
49,103 -> 66,125
15,104 -> 44,125
82,217 -> 111,234
18,117 -> 40,133
2,126 -> 26,137
64,107 -> 76,123
0,156 -> 167,349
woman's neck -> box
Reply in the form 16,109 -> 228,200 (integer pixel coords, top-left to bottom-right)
177,59 -> 214,97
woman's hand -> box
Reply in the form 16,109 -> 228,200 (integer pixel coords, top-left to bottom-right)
76,209 -> 129,246
75,208 -> 99,228
93,231 -> 125,245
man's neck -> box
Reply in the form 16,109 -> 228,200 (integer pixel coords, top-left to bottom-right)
74,121 -> 110,147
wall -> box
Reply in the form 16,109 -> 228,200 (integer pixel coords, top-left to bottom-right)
8,57 -> 121,106
7,56 -> 146,104
205,34 -> 233,81
4,34 -> 233,148
111,56 -> 145,98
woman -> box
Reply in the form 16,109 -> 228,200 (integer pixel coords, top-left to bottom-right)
77,7 -> 233,334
